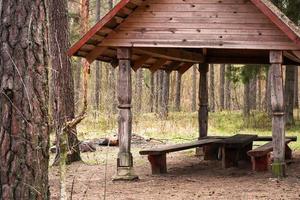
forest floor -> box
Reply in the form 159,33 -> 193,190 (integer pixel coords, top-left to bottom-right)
49,111 -> 300,200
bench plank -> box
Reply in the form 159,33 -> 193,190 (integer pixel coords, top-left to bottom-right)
216,134 -> 257,148
247,139 -> 292,157
139,138 -> 221,155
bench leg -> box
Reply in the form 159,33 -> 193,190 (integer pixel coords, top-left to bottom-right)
239,143 -> 253,161
250,154 -> 270,171
148,154 -> 167,174
204,144 -> 220,160
222,147 -> 238,168
285,144 -> 292,160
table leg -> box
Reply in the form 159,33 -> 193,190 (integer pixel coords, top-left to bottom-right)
204,144 -> 220,160
239,142 -> 253,161
222,147 -> 238,168
148,154 -> 167,174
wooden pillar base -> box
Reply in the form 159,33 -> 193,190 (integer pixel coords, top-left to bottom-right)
272,161 -> 286,178
113,167 -> 139,181
148,154 -> 167,174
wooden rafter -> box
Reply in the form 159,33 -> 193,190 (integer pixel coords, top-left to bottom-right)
178,63 -> 194,74
86,46 -> 108,63
132,55 -> 151,71
165,61 -> 182,72
134,48 -> 204,63
149,59 -> 169,73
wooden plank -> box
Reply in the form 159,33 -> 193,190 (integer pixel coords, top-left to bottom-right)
248,139 -> 291,157
149,59 -> 169,72
132,55 -> 151,71
216,134 -> 258,148
139,138 -> 220,155
134,48 -> 204,63
178,63 -> 194,74
86,46 -> 108,64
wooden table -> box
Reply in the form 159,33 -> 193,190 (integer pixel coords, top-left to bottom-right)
216,134 -> 258,168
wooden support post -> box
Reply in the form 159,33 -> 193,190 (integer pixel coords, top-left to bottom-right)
113,48 -> 138,181
148,154 -> 167,174
270,50 -> 286,178
199,63 -> 209,138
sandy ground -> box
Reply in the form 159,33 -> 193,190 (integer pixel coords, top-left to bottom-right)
49,143 -> 300,200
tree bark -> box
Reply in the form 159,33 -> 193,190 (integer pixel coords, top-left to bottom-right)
135,69 -> 143,112
49,0 -> 81,165
175,72 -> 182,112
285,66 -> 296,126
243,82 -> 251,118
294,67 -> 299,108
150,72 -> 155,112
160,71 -> 170,119
219,64 -> 225,111
199,64 -> 209,138
192,65 -> 197,112
225,65 -> 231,110
0,1 -> 50,199
265,68 -> 272,115
250,75 -> 257,110
209,64 -> 215,112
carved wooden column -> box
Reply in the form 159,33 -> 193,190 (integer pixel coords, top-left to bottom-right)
114,48 -> 138,181
270,50 -> 286,178
199,63 -> 209,138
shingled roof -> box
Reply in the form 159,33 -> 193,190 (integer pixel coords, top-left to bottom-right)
68,0 -> 300,72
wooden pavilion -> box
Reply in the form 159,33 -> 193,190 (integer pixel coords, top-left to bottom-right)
68,0 -> 300,179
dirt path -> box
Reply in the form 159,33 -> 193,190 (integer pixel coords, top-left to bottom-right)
49,145 -> 300,200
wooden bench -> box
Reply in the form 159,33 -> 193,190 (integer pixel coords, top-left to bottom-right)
247,139 -> 293,172
215,134 -> 258,168
139,138 -> 220,174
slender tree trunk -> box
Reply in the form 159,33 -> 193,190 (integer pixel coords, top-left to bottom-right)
175,72 -> 182,112
219,64 -> 225,110
161,71 -> 170,119
50,0 -> 81,165
95,0 -> 102,110
157,70 -> 163,115
243,82 -> 251,118
192,65 -> 197,112
250,75 -> 257,110
110,65 -> 117,114
285,66 -> 296,126
150,72 -> 155,112
258,69 -> 262,109
294,67 -> 299,108
265,68 -> 272,115
0,1 -> 50,199
209,64 -> 215,112
225,65 -> 231,110
154,72 -> 159,113
135,69 -> 143,112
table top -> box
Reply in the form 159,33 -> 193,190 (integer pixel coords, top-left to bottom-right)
215,134 -> 258,148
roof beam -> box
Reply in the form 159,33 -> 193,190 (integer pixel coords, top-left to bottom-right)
149,59 -> 169,73
134,48 -> 204,63
165,61 -> 182,72
132,55 -> 151,71
86,46 -> 108,64
178,63 -> 195,74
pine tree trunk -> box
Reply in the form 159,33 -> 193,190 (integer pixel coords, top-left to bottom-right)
265,68 -> 272,115
192,66 -> 197,112
285,66 -> 296,126
243,82 -> 251,118
157,70 -> 163,115
154,71 -> 159,113
209,64 -> 215,112
175,72 -> 182,112
258,69 -> 262,109
95,0 -> 102,110
294,67 -> 299,108
0,1 -> 50,199
135,69 -> 143,112
161,71 -> 170,119
219,64 -> 225,111
50,0 -> 81,165
225,65 -> 231,110
150,72 -> 155,112
250,75 -> 257,110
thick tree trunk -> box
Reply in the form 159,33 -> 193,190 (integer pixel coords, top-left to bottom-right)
154,71 -> 159,113
157,70 -> 164,115
175,72 -> 182,112
209,64 -> 215,112
199,64 -> 209,138
192,65 -> 197,112
219,64 -> 226,110
50,0 -> 81,165
0,1 -> 50,199
285,66 -> 296,126
225,65 -> 231,110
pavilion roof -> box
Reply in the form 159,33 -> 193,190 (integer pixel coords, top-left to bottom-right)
68,0 -> 300,73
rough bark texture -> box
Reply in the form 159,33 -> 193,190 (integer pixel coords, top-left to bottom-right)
49,0 -> 81,165
265,69 -> 272,115
294,67 -> 299,108
199,64 -> 209,138
284,66 -> 295,126
225,65 -> 231,110
149,72 -> 154,112
175,72 -> 182,112
135,68 -> 143,113
243,82 -> 251,118
250,75 -> 257,110
219,64 -> 225,110
192,66 -> 197,112
0,1 -> 50,199
209,64 -> 215,112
